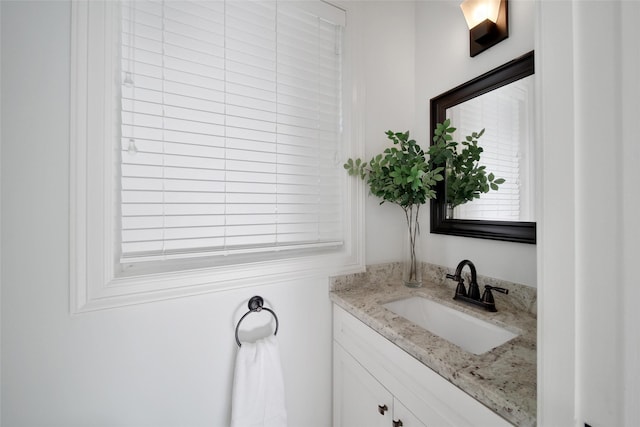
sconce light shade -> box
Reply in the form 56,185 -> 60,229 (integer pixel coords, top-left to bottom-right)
460,0 -> 508,57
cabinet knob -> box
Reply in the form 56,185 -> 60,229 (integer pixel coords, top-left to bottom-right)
392,420 -> 403,427
377,404 -> 388,415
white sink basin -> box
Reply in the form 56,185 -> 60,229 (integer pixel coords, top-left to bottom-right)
383,296 -> 518,355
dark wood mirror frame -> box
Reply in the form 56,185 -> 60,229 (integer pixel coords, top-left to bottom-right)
429,51 -> 536,244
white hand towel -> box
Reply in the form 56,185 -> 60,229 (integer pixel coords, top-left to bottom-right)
231,335 -> 287,427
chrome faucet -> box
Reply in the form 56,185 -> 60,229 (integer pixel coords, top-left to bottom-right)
447,259 -> 508,312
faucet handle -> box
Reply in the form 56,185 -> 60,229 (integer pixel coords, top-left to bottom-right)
447,274 -> 467,297
446,272 -> 467,297
481,286 -> 508,305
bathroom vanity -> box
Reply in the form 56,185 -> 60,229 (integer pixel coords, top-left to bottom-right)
330,264 -> 536,427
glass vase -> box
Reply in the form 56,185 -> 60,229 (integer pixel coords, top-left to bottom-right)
446,203 -> 455,219
402,204 -> 423,288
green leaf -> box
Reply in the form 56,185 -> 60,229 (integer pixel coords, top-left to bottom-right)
345,122 -> 504,208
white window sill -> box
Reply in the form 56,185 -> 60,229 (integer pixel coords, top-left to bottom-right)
71,251 -> 364,314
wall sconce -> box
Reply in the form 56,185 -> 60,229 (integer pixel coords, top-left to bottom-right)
460,0 -> 509,57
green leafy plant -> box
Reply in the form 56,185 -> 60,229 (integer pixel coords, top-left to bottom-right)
343,124 -> 504,284
428,119 -> 505,209
344,130 -> 444,208
344,131 -> 444,286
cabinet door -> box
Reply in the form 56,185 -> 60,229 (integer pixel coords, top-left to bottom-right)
334,343 -> 392,427
392,398 -> 426,427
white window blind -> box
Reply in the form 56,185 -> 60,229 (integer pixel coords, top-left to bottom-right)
447,75 -> 534,221
119,0 -> 345,264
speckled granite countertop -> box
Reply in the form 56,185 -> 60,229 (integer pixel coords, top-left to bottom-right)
330,263 -> 536,427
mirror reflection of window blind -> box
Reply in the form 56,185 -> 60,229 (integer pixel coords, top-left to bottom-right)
119,0 -> 345,263
447,76 -> 534,221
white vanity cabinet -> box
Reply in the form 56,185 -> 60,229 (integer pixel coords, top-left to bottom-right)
332,304 -> 513,427
334,343 -> 426,427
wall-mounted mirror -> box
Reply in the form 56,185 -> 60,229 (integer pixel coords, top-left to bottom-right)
430,51 -> 536,244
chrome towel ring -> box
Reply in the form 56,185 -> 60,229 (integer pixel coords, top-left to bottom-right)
235,296 -> 279,347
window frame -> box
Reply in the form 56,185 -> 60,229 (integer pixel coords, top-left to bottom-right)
70,0 -> 365,313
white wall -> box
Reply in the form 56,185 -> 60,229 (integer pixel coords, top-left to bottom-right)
536,1 -> 577,423
361,1 -> 418,267
573,2 -> 623,424
0,2 -> 334,425
537,1 -> 640,426
620,2 -> 640,424
412,0 -> 536,286
0,1 -> 3,421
